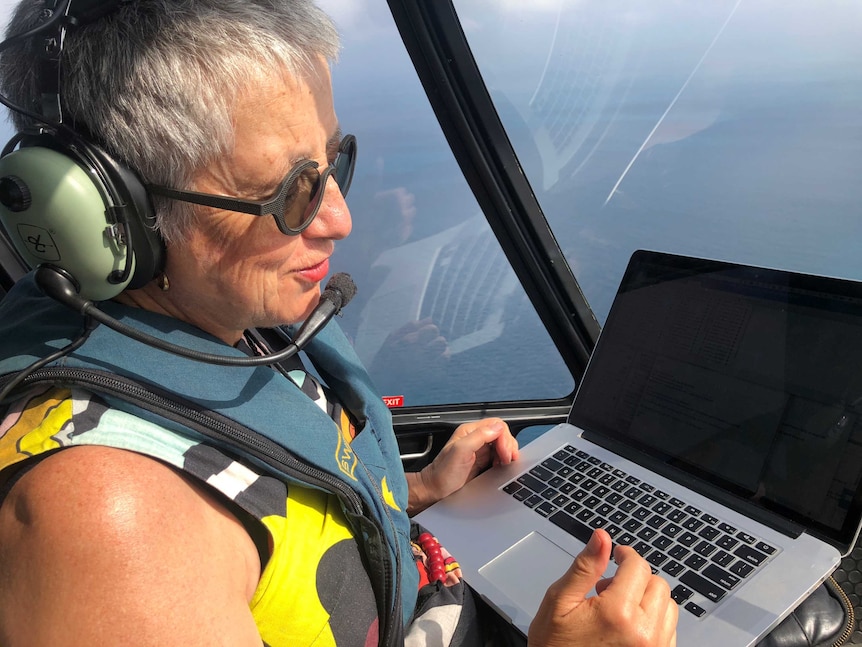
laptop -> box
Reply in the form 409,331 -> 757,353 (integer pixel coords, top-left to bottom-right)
415,249 -> 862,646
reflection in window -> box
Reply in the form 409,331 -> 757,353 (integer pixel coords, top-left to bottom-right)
318,0 -> 574,406
455,0 -> 862,323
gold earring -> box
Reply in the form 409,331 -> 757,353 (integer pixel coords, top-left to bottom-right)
156,273 -> 170,291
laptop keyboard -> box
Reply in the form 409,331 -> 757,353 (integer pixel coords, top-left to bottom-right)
501,444 -> 780,618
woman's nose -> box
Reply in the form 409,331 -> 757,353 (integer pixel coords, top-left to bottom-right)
304,174 -> 352,240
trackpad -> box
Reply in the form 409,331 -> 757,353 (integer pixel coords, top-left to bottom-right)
478,531 -> 577,617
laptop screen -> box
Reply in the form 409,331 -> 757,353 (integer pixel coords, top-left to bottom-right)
569,250 -> 862,550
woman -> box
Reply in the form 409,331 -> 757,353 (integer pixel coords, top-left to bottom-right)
0,1 -> 677,645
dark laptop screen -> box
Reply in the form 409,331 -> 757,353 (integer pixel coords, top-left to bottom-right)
569,250 -> 862,549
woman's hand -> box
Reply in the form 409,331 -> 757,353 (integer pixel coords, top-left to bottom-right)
406,418 -> 519,515
529,529 -> 678,647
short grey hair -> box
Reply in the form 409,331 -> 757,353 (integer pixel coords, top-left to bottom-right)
0,0 -> 340,243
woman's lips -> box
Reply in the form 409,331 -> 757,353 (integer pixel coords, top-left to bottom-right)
297,257 -> 330,283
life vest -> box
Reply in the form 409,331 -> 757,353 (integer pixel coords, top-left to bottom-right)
0,273 -> 420,646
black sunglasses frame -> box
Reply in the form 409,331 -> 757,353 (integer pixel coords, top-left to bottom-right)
147,134 -> 356,235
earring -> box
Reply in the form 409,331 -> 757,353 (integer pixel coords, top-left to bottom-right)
156,273 -> 170,291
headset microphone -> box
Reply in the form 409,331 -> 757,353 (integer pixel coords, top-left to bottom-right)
34,264 -> 357,367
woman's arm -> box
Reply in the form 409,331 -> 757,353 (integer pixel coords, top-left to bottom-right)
0,445 -> 264,646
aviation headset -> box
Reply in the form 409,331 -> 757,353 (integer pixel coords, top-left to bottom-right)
0,0 -> 165,302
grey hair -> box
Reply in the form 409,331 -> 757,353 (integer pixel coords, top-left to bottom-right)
0,0 -> 340,243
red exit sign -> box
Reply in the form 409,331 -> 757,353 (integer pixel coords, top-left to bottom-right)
382,395 -> 404,408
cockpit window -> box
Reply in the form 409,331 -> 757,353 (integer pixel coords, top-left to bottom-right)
453,0 -> 862,322
320,0 -> 575,406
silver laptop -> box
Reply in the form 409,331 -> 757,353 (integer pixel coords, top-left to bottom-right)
416,249 -> 862,646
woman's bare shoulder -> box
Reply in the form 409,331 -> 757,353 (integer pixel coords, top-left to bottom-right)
0,445 -> 263,646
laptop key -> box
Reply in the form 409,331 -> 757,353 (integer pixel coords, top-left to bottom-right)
540,487 -> 558,500
610,511 -> 627,524
682,517 -> 704,532
711,550 -> 734,567
596,503 -> 614,517
671,584 -> 693,604
694,540 -> 717,557
536,501 -> 557,517
517,473 -> 547,493
619,499 -> 638,512
549,511 -> 593,544
639,494 -> 658,507
576,509 -> 595,523
716,535 -> 739,550
502,482 -> 521,495
734,544 -> 768,566
529,465 -> 555,482
524,494 -> 543,508
611,479 -> 629,492
756,541 -> 776,555
584,495 -> 602,508
647,514 -> 667,529
667,509 -> 687,523
623,519 -> 642,532
663,523 -> 683,538
680,570 -> 727,603
632,541 -> 652,556
685,602 -> 707,617
637,527 -> 658,541
647,550 -> 668,568
702,564 -> 741,590
632,507 -> 651,521
605,524 -> 623,539
512,488 -> 531,502
605,493 -> 624,506
729,560 -> 755,578
737,531 -> 757,544
553,449 -> 571,462
653,501 -> 672,515
678,532 -> 699,547
663,560 -> 685,577
542,457 -> 564,472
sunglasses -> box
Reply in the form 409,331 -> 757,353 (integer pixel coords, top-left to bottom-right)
147,134 -> 356,235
